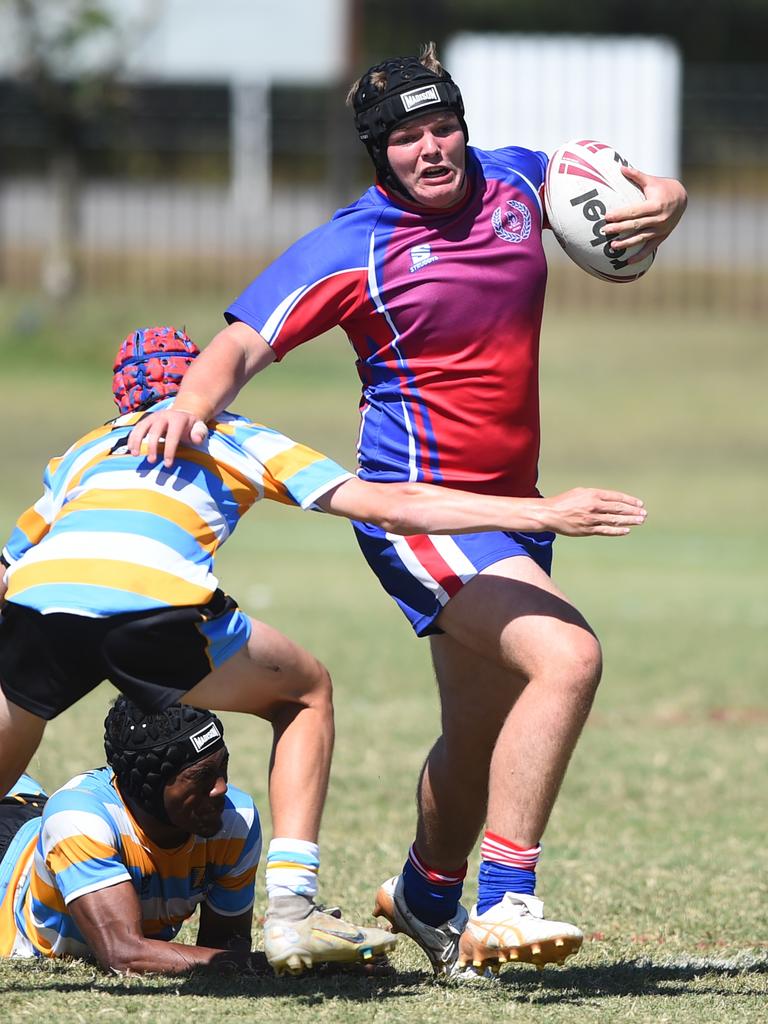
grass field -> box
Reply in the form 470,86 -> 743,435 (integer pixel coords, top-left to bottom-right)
0,293 -> 766,1022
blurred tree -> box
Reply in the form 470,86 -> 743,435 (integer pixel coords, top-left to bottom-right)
5,0 -> 153,301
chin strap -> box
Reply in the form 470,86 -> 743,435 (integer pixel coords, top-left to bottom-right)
352,55 -> 468,193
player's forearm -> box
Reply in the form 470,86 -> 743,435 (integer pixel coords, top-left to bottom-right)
371,484 -> 551,536
322,479 -> 644,537
359,483 -> 650,537
322,479 -> 549,534
170,332 -> 245,421
171,322 -> 274,420
97,935 -> 254,975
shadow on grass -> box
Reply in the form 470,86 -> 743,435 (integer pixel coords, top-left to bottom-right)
487,957 -> 768,1003
0,961 -> 425,1004
2,956 -> 767,1004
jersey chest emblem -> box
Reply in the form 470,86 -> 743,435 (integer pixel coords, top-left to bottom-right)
491,199 -> 532,244
408,243 -> 439,272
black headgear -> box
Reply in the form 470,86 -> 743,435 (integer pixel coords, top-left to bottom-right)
104,696 -> 226,825
352,54 -> 468,193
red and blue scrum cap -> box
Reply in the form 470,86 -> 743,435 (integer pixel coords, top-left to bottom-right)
112,326 -> 200,415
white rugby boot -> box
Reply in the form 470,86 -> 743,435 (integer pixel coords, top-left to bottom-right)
373,874 -> 470,976
264,895 -> 397,976
458,892 -> 583,974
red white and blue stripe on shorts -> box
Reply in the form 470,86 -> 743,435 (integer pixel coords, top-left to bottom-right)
351,522 -> 555,637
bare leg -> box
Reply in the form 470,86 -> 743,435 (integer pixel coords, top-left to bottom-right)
183,617 -> 334,842
0,687 -> 47,798
182,619 -> 396,974
415,638 -> 525,869
374,557 -> 598,973
420,555 -> 602,862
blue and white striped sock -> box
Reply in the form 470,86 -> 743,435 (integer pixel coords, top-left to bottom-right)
265,838 -> 320,900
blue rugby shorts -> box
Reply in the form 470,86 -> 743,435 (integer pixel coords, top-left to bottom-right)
352,523 -> 555,637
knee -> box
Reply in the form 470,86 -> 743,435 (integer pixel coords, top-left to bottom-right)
560,632 -> 603,704
530,628 -> 602,708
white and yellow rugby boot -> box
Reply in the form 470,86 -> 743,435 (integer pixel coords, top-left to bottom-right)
264,896 -> 397,976
458,892 -> 583,975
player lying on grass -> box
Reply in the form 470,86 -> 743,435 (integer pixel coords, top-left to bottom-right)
0,326 -> 646,974
0,698 -> 269,973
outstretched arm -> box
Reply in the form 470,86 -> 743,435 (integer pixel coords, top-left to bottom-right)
318,479 -> 647,537
68,880 -> 259,975
127,321 -> 275,467
603,166 -> 688,263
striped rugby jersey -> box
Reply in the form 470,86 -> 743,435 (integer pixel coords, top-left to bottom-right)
226,145 -> 549,498
0,767 -> 260,958
2,398 -> 352,615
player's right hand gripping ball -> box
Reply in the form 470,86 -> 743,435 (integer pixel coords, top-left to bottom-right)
544,138 -> 655,282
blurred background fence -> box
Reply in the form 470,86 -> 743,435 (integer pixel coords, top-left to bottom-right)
0,1 -> 765,316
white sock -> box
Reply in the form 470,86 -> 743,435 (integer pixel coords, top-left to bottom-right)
265,838 -> 320,900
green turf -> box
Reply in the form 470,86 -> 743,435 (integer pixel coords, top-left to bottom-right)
0,295 -> 766,1022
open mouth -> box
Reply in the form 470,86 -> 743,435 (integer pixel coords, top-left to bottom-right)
421,166 -> 451,180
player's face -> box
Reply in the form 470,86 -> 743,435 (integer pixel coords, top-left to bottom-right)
386,112 -> 467,208
163,748 -> 229,838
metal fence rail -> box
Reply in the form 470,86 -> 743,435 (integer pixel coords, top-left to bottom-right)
0,63 -> 766,313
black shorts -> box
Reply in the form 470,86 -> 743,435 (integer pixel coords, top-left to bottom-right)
0,591 -> 244,720
0,793 -> 47,864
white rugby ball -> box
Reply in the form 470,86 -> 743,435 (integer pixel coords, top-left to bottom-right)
544,139 -> 655,282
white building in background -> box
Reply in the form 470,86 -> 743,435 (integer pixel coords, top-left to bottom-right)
0,14 -> 761,277
0,0 -> 347,82
0,0 -> 348,207
445,34 -> 682,179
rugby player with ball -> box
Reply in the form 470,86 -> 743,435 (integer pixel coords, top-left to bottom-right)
128,42 -> 686,978
544,138 -> 667,281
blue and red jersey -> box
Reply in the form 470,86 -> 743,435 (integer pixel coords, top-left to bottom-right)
226,145 -> 549,498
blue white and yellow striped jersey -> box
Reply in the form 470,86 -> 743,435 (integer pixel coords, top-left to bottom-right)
2,399 -> 352,615
0,767 -> 261,958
